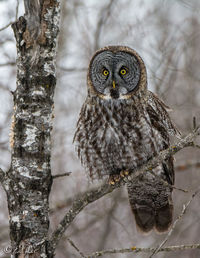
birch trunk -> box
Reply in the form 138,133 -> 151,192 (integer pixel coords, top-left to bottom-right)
1,1 -> 60,257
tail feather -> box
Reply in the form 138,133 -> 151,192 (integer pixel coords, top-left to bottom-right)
127,169 -> 173,233
155,199 -> 173,232
132,203 -> 155,233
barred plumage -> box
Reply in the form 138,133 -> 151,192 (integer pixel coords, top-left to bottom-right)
73,46 -> 178,233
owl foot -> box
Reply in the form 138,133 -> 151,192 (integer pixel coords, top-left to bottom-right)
109,171 -> 129,185
109,174 -> 121,185
120,170 -> 129,178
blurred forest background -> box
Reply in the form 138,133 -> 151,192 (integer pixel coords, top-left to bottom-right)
0,0 -> 200,257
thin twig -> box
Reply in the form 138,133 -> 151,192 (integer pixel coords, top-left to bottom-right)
52,172 -> 72,179
193,116 -> 197,131
93,0 -> 115,50
175,161 -> 200,172
0,0 -> 19,32
58,66 -> 86,72
67,237 -> 86,258
0,22 -> 13,32
149,187 -> 200,258
0,168 -> 5,184
49,130 -> 199,252
16,0 -> 19,20
192,117 -> 200,134
87,243 -> 200,257
148,169 -> 189,193
0,62 -> 16,67
171,185 -> 189,193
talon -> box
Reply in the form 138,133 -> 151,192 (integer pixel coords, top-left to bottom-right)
109,180 -> 115,185
109,174 -> 121,185
115,176 -> 120,182
120,172 -> 125,177
124,171 -> 129,176
109,176 -> 116,185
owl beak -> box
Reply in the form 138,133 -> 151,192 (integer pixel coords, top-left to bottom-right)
112,81 -> 116,89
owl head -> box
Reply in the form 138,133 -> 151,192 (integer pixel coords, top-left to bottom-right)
87,46 -> 147,100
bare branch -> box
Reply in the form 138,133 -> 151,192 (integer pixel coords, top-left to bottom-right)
57,66 -> 86,73
0,62 -> 16,67
15,0 -> 19,20
0,168 -> 5,184
0,0 -> 19,32
87,243 -> 200,257
93,0 -> 115,50
0,22 -> 13,32
149,187 -> 200,257
52,172 -> 72,179
49,182 -> 113,252
66,237 -> 86,258
49,129 -> 199,251
171,185 -> 189,193
175,161 -> 200,172
193,116 -> 197,131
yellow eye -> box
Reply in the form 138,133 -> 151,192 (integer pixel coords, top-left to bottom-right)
120,67 -> 128,76
102,69 -> 109,76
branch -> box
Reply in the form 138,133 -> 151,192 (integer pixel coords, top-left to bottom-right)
0,62 -> 16,67
0,0 -> 19,32
66,237 -> 86,258
50,183 -> 188,215
86,243 -> 200,257
149,187 -> 200,257
52,172 -> 72,179
49,182 -> 113,252
15,0 -> 19,20
94,0 -> 115,50
0,168 -> 5,184
176,161 -> 200,172
0,22 -> 13,32
49,129 -> 199,251
57,66 -> 86,73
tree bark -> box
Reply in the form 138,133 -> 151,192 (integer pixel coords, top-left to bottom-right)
0,1 -> 60,257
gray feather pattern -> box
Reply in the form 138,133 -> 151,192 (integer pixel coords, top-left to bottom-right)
73,46 -> 178,233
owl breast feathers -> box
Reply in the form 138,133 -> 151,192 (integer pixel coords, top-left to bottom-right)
73,46 -> 179,233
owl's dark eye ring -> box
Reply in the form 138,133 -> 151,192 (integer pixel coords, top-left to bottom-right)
119,67 -> 128,76
102,68 -> 109,77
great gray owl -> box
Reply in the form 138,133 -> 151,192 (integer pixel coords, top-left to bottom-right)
73,46 -> 179,233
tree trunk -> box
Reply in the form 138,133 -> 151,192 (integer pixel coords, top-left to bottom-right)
1,1 -> 60,257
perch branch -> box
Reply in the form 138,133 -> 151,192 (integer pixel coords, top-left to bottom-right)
49,129 -> 199,251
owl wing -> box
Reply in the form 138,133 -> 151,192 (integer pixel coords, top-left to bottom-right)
147,91 -> 180,138
146,90 -> 177,185
127,91 -> 176,233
